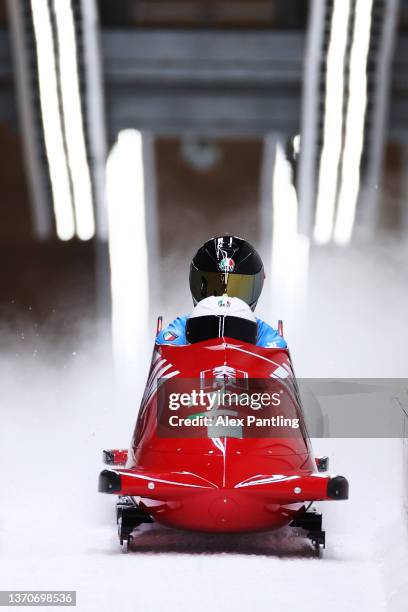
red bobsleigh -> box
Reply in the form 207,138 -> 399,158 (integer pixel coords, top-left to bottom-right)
99,319 -> 349,553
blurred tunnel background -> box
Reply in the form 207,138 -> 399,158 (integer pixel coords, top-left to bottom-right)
1,0 -> 408,382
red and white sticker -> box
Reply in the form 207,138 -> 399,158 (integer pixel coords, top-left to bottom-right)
219,257 -> 235,272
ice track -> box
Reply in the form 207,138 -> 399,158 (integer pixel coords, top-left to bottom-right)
1,342 -> 407,612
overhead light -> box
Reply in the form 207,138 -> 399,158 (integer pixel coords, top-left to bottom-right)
53,0 -> 95,241
106,130 -> 149,389
334,0 -> 373,245
313,0 -> 351,245
271,143 -> 309,324
272,144 -> 298,253
31,0 -> 75,241
293,134 -> 301,155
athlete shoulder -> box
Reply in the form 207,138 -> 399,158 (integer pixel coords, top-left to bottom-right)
156,315 -> 189,345
256,318 -> 287,348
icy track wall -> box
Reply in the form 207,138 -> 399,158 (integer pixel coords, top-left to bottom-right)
1,237 -> 408,611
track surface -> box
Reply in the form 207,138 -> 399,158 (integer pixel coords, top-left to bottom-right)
1,347 -> 407,612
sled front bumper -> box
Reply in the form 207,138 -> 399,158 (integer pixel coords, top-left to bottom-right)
98,468 -> 349,504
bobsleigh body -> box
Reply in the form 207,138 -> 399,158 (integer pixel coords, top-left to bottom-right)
99,336 -> 349,549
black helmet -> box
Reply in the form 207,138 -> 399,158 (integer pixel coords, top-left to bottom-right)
189,236 -> 265,310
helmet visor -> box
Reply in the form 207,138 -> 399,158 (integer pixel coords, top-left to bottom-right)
190,270 -> 264,307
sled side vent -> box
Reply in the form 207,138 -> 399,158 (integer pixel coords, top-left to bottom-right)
315,456 -> 329,472
103,449 -> 128,466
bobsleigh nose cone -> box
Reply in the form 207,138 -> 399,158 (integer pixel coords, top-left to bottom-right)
209,496 -> 239,525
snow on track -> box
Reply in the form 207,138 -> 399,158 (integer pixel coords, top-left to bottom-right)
1,344 -> 407,612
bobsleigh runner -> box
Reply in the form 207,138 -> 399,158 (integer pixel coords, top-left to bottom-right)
99,299 -> 349,554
